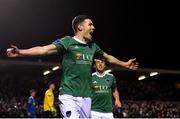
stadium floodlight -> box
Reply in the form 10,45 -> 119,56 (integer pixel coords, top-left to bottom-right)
150,72 -> 158,77
52,66 -> 60,71
43,70 -> 51,75
138,75 -> 146,80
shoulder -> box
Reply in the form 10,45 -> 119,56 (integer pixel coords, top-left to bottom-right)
28,97 -> 33,103
55,36 -> 73,43
45,89 -> 49,94
106,73 -> 115,78
53,36 -> 74,50
61,36 -> 73,40
45,89 -> 52,94
28,96 -> 32,99
92,72 -> 96,76
106,72 -> 114,76
89,41 -> 98,47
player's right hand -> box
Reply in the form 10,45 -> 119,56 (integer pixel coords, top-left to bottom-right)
7,45 -> 20,57
51,108 -> 57,117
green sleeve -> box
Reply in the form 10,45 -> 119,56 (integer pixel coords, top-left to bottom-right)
112,75 -> 117,91
94,43 -> 104,58
52,36 -> 71,54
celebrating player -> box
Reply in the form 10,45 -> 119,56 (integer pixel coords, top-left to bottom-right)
7,15 -> 138,118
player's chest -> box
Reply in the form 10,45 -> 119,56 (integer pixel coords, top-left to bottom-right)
92,77 -> 113,89
68,44 -> 95,61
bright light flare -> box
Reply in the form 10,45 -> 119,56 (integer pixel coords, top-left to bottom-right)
138,75 -> 146,80
52,66 -> 60,71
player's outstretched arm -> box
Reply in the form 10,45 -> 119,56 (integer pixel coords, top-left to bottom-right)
103,53 -> 139,70
7,44 -> 57,57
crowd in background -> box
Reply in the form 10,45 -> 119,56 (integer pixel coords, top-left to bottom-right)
121,100 -> 180,118
0,73 -> 180,117
1,95 -> 180,118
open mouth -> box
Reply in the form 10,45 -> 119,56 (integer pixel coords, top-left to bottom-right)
89,31 -> 93,36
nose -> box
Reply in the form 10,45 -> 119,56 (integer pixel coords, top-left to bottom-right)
92,25 -> 95,30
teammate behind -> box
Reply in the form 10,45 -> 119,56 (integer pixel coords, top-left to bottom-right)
91,58 -> 122,119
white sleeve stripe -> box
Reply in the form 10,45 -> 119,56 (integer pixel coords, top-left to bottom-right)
106,73 -> 113,76
92,72 -> 96,76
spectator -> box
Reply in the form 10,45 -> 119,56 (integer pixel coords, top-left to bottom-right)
27,89 -> 36,118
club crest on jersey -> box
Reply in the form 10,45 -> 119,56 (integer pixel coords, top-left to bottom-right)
105,79 -> 110,84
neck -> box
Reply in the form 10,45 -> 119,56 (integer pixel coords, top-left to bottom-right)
75,33 -> 86,42
96,70 -> 105,76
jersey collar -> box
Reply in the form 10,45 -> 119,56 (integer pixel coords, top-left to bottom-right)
73,36 -> 87,44
95,72 -> 106,77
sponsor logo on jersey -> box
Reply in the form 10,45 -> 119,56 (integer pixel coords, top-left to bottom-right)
76,53 -> 82,60
75,52 -> 93,64
94,85 -> 109,93
76,53 -> 93,61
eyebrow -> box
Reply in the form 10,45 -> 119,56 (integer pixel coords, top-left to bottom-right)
89,22 -> 93,25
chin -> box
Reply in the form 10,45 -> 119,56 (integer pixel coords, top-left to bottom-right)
85,38 -> 92,42
88,38 -> 92,42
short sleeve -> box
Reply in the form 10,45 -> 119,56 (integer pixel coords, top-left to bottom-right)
112,75 -> 117,91
52,36 -> 71,53
94,43 -> 104,58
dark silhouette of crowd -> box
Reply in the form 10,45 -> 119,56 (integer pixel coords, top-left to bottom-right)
121,100 -> 180,118
0,73 -> 180,118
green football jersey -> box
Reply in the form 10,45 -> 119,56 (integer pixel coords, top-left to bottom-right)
91,72 -> 116,113
53,36 -> 104,97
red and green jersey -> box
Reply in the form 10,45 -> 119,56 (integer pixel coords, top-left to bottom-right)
91,72 -> 116,113
53,36 -> 104,97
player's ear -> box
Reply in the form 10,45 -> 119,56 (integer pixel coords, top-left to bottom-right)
78,24 -> 83,31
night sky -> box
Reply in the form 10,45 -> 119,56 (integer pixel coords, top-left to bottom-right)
0,0 -> 179,70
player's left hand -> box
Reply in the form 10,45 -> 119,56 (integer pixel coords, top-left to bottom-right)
115,100 -> 122,108
124,58 -> 139,70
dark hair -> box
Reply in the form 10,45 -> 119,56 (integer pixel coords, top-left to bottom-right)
30,89 -> 36,94
72,15 -> 91,33
48,81 -> 55,87
94,54 -> 106,61
93,55 -> 107,65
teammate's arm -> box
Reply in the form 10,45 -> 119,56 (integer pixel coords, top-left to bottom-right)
103,53 -> 139,70
113,88 -> 122,107
7,44 -> 57,57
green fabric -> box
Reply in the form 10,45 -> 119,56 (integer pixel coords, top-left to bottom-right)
53,36 -> 104,97
91,72 -> 116,113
